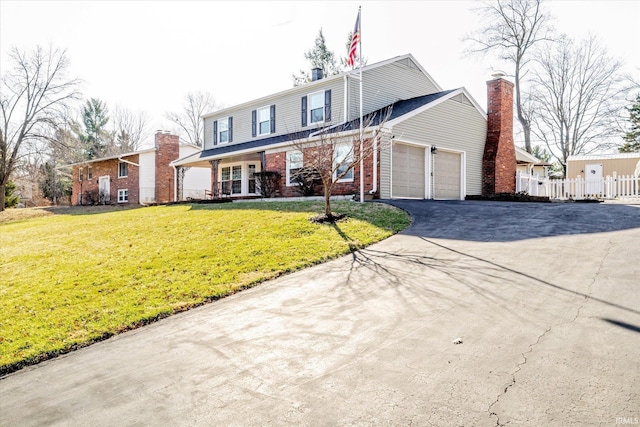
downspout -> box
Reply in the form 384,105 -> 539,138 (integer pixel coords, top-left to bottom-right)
343,74 -> 348,122
371,135 -> 378,194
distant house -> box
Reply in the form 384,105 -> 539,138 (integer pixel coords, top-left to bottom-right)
515,147 -> 551,177
173,54 -> 517,200
69,132 -> 210,205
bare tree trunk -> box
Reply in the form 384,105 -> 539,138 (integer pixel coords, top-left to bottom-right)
515,67 -> 533,153
324,184 -> 332,217
0,183 -> 5,212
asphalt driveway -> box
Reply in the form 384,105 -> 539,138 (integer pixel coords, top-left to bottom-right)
1,200 -> 639,426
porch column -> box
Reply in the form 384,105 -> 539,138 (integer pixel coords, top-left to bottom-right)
177,166 -> 189,201
258,151 -> 266,171
209,159 -> 220,198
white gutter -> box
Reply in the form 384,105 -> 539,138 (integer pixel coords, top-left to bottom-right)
118,157 -> 140,167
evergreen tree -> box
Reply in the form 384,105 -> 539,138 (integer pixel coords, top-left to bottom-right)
620,94 -> 640,153
4,180 -> 19,208
39,162 -> 71,203
293,29 -> 342,86
77,98 -> 110,159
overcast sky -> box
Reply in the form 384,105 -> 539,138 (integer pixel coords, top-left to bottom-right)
1,1 -> 639,147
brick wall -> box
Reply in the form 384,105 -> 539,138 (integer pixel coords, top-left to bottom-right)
155,133 -> 180,203
71,155 -> 140,205
264,138 -> 378,198
482,78 -> 516,196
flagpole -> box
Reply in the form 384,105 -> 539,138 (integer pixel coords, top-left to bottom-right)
358,6 -> 364,204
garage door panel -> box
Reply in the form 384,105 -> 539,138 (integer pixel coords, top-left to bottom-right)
434,151 -> 461,199
392,144 -> 425,198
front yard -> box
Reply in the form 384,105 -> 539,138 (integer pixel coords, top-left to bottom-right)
0,201 -> 409,374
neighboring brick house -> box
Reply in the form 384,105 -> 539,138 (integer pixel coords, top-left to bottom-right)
174,54 -> 516,200
70,132 -> 210,205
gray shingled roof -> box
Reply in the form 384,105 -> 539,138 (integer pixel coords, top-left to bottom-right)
197,89 -> 457,160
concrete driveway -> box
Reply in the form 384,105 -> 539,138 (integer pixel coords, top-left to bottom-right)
1,200 -> 639,426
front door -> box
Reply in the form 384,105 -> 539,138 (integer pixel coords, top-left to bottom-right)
99,176 -> 110,203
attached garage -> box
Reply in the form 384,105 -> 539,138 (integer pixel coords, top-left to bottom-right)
392,143 -> 425,198
433,150 -> 463,199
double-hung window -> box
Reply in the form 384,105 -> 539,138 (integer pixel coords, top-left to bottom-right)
309,91 -> 324,124
252,105 -> 275,137
213,117 -> 232,145
257,107 -> 270,136
301,90 -> 331,127
219,117 -> 229,143
286,151 -> 303,186
334,143 -> 354,181
118,161 -> 128,178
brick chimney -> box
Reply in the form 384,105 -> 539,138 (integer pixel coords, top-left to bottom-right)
482,78 -> 517,196
154,132 -> 180,203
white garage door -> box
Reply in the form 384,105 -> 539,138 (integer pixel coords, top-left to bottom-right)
392,144 -> 425,198
434,151 -> 461,199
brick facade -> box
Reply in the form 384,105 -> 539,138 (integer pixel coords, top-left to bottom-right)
264,139 -> 378,198
72,155 -> 140,205
71,132 -> 180,205
482,78 -> 517,196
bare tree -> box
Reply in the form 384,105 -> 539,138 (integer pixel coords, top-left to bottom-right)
110,105 -> 150,153
530,35 -> 625,173
0,46 -> 80,211
290,108 -> 392,219
166,91 -> 217,147
466,0 -> 554,153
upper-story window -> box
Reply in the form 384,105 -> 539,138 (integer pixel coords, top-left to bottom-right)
301,89 -> 331,127
219,117 -> 229,143
213,116 -> 233,145
118,161 -> 128,178
252,105 -> 276,137
88,167 -> 93,180
258,107 -> 270,135
309,91 -> 324,123
79,167 -> 84,182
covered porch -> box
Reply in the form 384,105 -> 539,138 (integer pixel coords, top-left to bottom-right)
173,151 -> 266,201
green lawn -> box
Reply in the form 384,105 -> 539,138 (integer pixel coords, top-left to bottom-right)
0,201 -> 409,374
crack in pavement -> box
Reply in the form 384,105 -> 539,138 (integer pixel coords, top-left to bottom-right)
487,238 -> 614,426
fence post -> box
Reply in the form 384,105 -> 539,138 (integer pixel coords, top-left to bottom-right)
516,171 -> 522,193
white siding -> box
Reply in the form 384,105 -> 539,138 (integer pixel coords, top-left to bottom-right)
388,95 -> 487,196
139,151 -> 156,203
348,57 -> 440,121
179,145 -> 211,199
202,78 -> 345,149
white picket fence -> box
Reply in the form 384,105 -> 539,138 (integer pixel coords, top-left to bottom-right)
516,171 -> 640,200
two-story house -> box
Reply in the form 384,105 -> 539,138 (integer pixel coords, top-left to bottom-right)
70,132 -> 210,205
174,54 -> 501,200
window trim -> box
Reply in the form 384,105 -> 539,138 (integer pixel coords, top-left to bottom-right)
117,188 -> 129,203
257,106 -> 271,136
286,150 -> 304,186
219,161 -> 262,195
308,90 -> 325,124
333,143 -> 354,182
218,116 -> 230,144
118,161 -> 128,178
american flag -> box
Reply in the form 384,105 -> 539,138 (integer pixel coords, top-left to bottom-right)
347,9 -> 360,67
